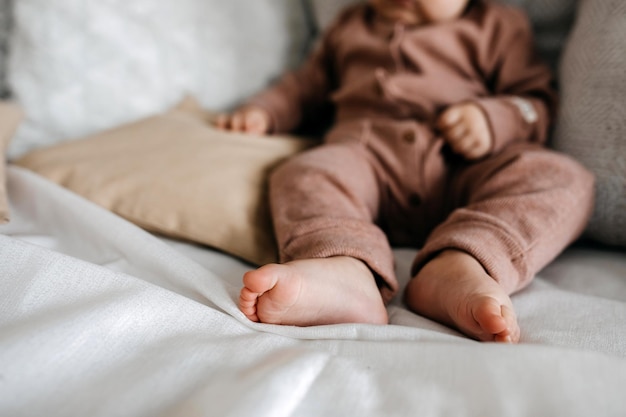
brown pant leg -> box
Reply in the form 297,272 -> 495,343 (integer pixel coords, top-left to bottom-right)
412,143 -> 595,294
269,141 -> 399,302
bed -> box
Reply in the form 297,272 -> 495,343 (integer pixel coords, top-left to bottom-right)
1,1 -> 626,416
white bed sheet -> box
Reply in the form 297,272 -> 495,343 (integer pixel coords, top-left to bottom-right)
1,165 -> 626,417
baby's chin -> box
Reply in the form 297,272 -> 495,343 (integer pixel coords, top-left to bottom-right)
381,10 -> 422,26
377,9 -> 422,25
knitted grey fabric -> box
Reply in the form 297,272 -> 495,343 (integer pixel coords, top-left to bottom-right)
503,0 -> 577,70
553,0 -> 626,247
0,0 -> 11,98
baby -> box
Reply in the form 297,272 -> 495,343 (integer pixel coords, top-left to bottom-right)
217,0 -> 594,342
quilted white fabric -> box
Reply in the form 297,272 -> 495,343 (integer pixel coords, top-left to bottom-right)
1,165 -> 626,417
553,0 -> 626,247
7,0 -> 311,159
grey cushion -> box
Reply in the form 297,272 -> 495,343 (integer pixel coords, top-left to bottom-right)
502,0 -> 577,71
552,0 -> 626,247
308,0 -> 360,32
0,0 -> 11,98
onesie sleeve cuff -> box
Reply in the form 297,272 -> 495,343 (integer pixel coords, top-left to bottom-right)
471,97 -> 537,154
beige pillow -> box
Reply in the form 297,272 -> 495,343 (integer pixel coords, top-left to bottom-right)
1,101 -> 24,223
15,98 -> 315,265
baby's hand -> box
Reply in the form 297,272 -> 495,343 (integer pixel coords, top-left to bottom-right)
215,106 -> 272,134
437,103 -> 492,160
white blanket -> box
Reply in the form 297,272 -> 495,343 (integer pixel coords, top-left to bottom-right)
1,166 -> 626,417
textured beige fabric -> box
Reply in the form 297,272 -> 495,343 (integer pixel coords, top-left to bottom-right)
553,0 -> 626,247
15,98 -> 315,264
0,101 -> 23,223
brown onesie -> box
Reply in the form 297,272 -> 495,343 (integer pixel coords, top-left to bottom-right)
247,0 -> 594,302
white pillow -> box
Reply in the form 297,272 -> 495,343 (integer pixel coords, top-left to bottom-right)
7,0 -> 311,159
552,0 -> 626,247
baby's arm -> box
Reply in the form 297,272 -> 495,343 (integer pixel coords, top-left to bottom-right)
216,15 -> 342,136
442,6 -> 556,158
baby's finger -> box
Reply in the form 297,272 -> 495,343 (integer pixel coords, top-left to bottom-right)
464,144 -> 490,160
442,123 -> 468,144
450,137 -> 472,156
437,106 -> 463,130
460,137 -> 490,160
244,114 -> 267,134
214,114 -> 230,129
230,112 -> 245,132
246,121 -> 266,135
244,120 -> 259,134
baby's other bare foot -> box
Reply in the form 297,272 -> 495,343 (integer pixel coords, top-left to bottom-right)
404,250 -> 520,343
238,256 -> 388,326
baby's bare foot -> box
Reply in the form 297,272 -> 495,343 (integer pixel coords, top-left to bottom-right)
404,250 -> 520,343
238,256 -> 388,326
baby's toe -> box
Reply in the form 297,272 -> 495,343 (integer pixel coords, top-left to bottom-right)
496,305 -> 520,343
471,297 -> 507,332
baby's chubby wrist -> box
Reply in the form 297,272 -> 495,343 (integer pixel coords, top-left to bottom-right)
437,102 -> 493,160
468,95 -> 542,153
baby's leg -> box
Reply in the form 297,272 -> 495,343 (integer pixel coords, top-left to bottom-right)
239,256 -> 388,326
405,250 -> 519,342
239,142 -> 398,325
406,144 -> 594,342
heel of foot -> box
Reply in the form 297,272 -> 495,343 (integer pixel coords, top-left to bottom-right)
405,250 -> 520,343
238,257 -> 388,326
